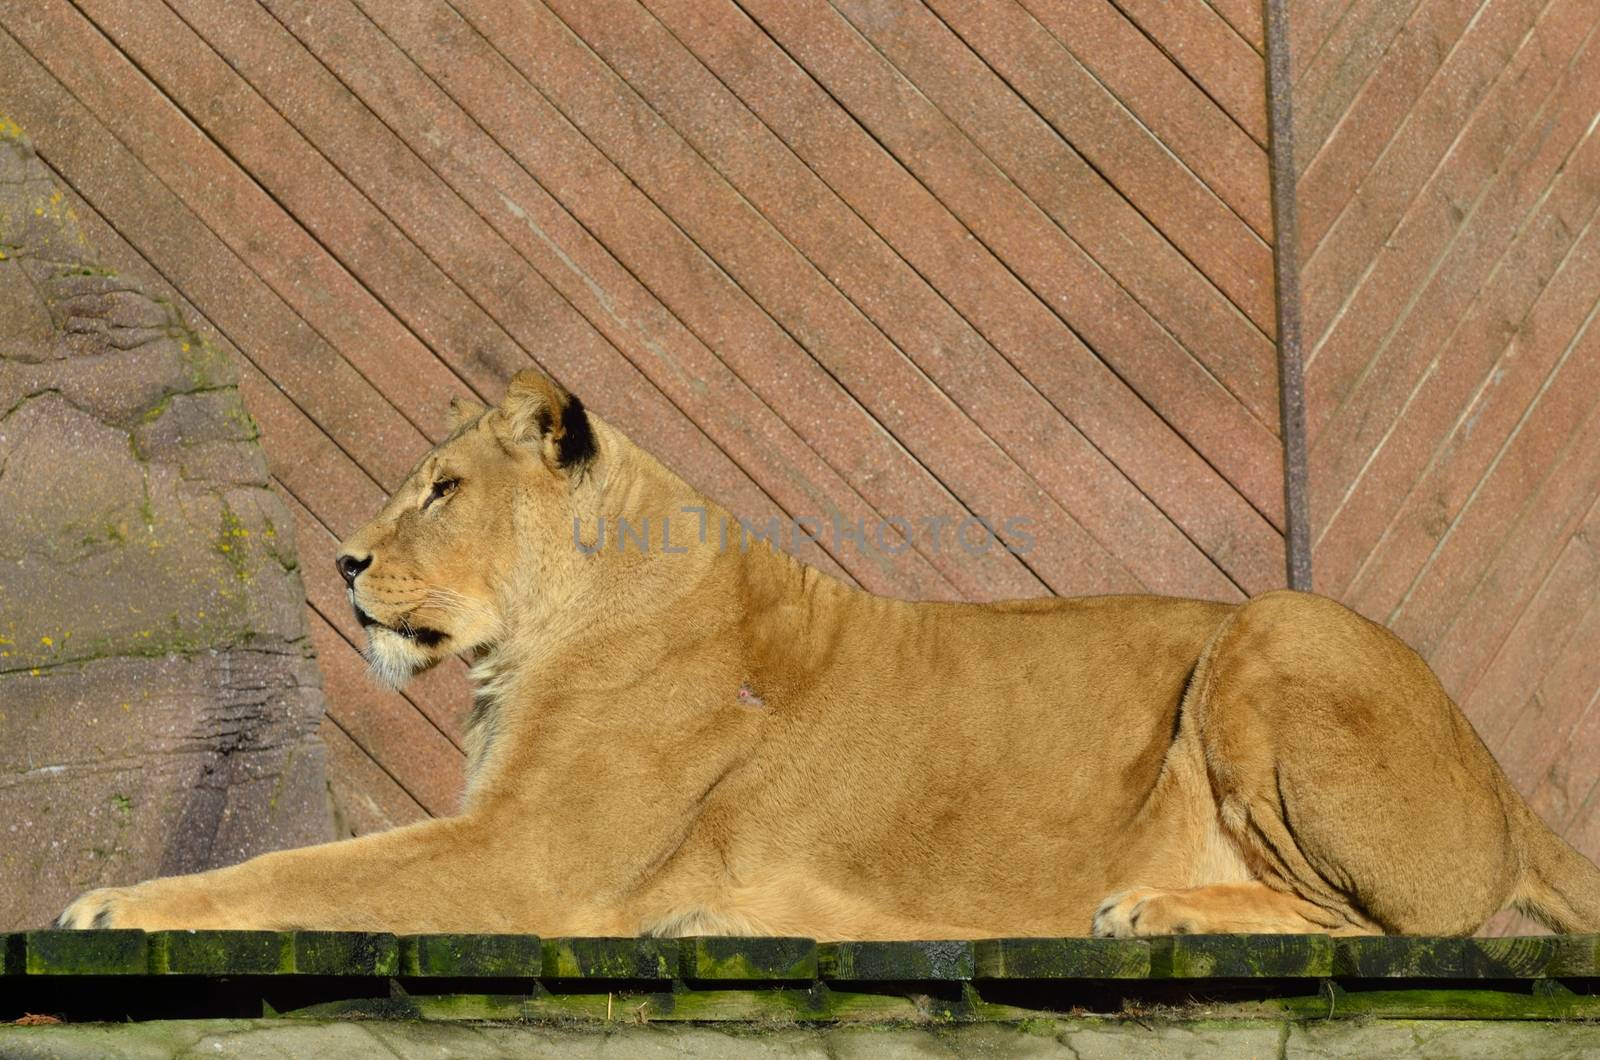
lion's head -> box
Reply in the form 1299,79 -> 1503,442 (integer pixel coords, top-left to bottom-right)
335,371 -> 601,688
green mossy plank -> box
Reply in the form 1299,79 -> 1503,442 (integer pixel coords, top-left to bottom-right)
972,938 -> 1150,979
272,994 -> 421,1020
818,940 -> 975,981
540,937 -> 676,980
399,934 -> 543,977
1262,986 -> 1600,1021
1550,934 -> 1600,976
408,993 -> 531,1021
23,930 -> 148,975
1334,936 -> 1561,979
521,984 -> 926,1022
1,934 -> 22,976
1150,933 -> 1334,978
150,931 -> 292,975
521,991 -> 643,1021
650,985 -> 933,1022
291,932 -> 399,976
678,936 -> 817,981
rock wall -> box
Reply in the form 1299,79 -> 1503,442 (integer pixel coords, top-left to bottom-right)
0,123 -> 332,930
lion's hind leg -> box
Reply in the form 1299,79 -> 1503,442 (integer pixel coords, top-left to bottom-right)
1092,882 -> 1363,937
1183,591 -> 1525,936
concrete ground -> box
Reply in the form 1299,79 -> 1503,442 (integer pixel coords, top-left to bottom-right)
2,1018 -> 1599,1059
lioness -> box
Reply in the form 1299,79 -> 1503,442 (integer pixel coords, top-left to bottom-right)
58,372 -> 1600,938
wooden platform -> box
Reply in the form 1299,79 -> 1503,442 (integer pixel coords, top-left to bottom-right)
0,0 -> 1596,914
4,929 -> 1599,1024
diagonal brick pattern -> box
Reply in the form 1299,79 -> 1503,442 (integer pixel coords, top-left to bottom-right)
1295,0 -> 1600,927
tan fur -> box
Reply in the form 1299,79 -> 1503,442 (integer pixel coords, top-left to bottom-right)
57,373 -> 1600,939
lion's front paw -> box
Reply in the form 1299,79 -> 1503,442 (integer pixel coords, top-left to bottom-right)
1092,887 -> 1191,938
55,887 -> 141,929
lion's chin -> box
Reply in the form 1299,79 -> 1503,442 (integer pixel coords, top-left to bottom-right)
363,625 -> 445,690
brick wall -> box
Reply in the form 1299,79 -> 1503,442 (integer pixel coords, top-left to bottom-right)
1292,0 -> 1600,928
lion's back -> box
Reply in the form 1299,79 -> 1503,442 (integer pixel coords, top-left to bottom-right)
745,595 -> 1228,859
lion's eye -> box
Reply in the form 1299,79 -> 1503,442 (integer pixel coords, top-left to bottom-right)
422,478 -> 459,510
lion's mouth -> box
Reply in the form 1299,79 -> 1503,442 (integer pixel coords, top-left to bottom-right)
352,601 -> 449,648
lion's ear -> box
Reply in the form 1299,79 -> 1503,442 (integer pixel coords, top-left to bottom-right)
498,369 -> 596,475
446,394 -> 488,433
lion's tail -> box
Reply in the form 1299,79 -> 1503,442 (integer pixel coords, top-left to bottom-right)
1511,805 -> 1600,934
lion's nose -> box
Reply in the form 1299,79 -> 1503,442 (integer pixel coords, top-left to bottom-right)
336,553 -> 372,587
